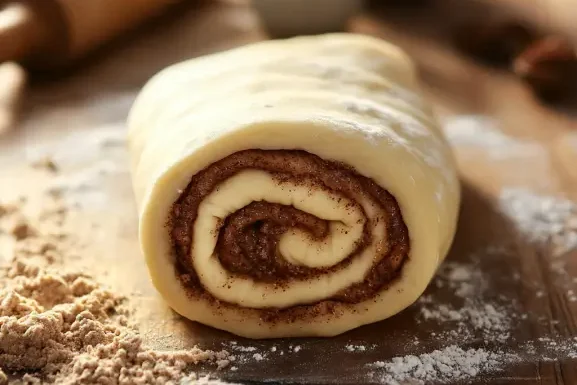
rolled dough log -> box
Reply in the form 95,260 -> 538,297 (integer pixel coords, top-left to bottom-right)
128,33 -> 460,338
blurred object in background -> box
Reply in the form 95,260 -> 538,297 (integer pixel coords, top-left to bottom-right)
441,0 -> 577,103
513,35 -> 577,101
252,0 -> 364,37
367,0 -> 577,105
0,62 -> 26,136
487,0 -> 576,44
429,0 -> 577,46
453,22 -> 537,65
0,0 -> 186,70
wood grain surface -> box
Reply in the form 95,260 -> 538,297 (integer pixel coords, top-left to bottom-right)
1,1 -> 577,384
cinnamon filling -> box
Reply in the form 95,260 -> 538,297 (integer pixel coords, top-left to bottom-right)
170,150 -> 409,307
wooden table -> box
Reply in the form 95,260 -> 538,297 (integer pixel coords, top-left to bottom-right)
1,1 -> 577,384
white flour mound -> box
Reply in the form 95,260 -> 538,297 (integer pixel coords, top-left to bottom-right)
371,345 -> 511,385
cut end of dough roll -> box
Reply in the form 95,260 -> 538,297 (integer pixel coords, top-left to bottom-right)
128,33 -> 460,338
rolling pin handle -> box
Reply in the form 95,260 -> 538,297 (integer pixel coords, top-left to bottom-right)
0,2 -> 44,63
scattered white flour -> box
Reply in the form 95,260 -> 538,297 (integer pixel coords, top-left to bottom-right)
518,338 -> 577,362
231,346 -> 257,353
346,344 -> 367,352
442,116 -> 515,147
180,375 -> 239,385
499,188 -> 577,256
417,254 -> 512,343
436,258 -> 490,298
219,341 -> 314,368
369,345 -> 512,385
419,303 -> 510,343
222,343 -> 270,365
441,115 -> 541,158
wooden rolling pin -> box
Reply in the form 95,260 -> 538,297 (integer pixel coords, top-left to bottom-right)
0,0 -> 182,69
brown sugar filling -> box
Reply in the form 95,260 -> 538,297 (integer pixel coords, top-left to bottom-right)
170,150 -> 409,308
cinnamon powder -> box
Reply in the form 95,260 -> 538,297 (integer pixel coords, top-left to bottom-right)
0,200 -> 231,384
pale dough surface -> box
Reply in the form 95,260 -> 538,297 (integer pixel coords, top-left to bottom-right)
127,33 -> 460,338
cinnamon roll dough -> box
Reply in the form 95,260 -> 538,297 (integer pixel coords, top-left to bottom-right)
127,33 -> 460,338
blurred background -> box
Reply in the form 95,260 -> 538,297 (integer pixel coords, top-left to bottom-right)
0,0 -> 576,137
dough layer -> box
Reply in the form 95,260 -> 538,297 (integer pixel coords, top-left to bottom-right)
128,33 -> 460,338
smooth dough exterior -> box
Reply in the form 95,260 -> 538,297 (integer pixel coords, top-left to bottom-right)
127,33 -> 460,338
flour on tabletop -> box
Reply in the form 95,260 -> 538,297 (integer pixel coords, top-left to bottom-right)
223,340 -> 308,364
441,115 -> 541,159
230,346 -> 256,353
252,353 -> 265,362
417,250 -> 512,344
499,188 -> 577,256
371,334 -> 577,381
222,343 -> 269,365
23,117 -> 129,210
517,338 -> 577,363
402,185 -> 577,384
442,116 -> 513,147
25,124 -> 127,168
368,345 -> 515,385
346,344 -> 367,352
181,375 -> 241,385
